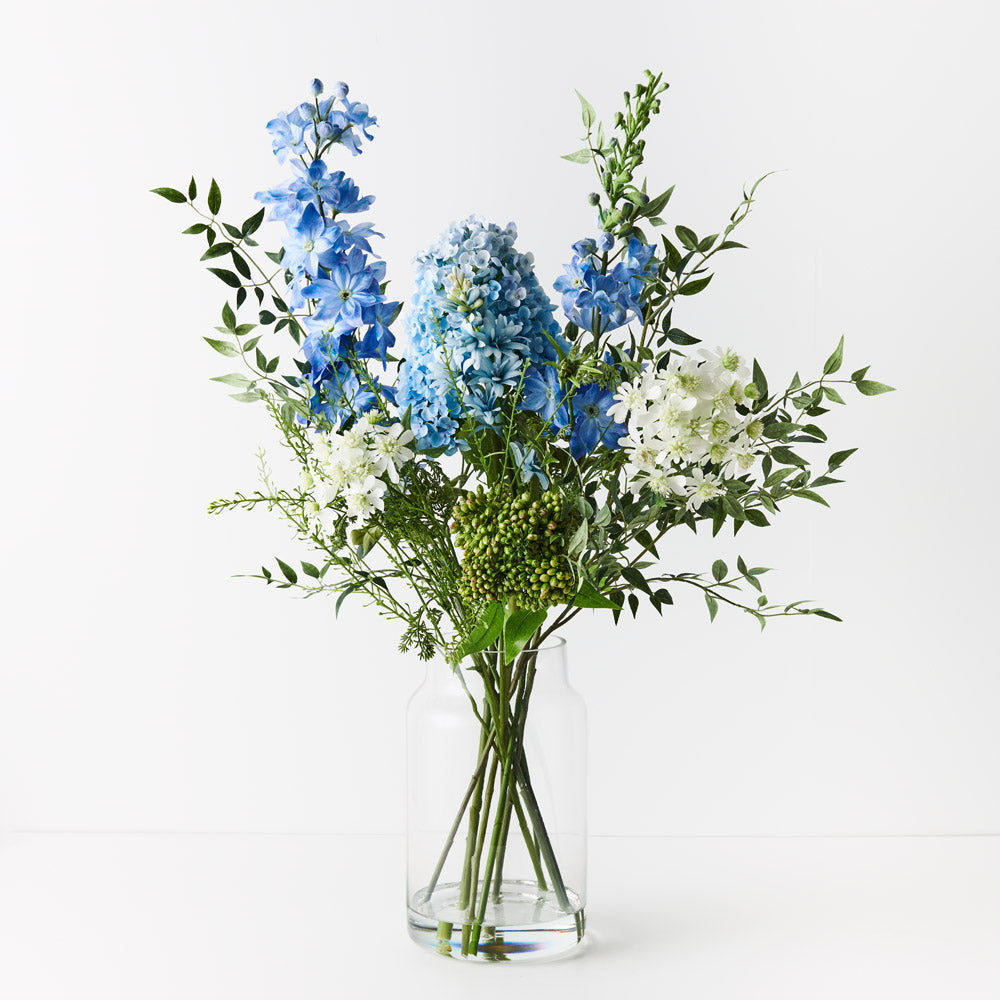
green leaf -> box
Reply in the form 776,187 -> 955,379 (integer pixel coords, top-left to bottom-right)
229,391 -> 262,403
568,519 -> 588,558
753,359 -> 768,400
150,186 -> 186,203
677,275 -> 713,296
210,373 -> 251,388
182,223 -> 208,235
572,579 -> 618,609
828,448 -> 857,470
675,225 -> 698,250
561,148 -> 592,164
771,446 -> 807,467
203,337 -> 239,357
208,178 -> 222,214
811,609 -> 843,622
201,242 -> 233,260
718,240 -> 747,250
705,592 -> 719,622
230,251 -> 252,280
795,489 -> 830,507
221,301 -> 236,331
822,385 -> 846,405
712,559 -> 728,582
207,267 -> 241,288
503,608 -> 548,664
575,89 -> 596,129
850,366 -> 870,382
856,379 -> 896,396
301,562 -> 320,579
275,558 -> 297,584
621,566 -> 651,594
242,207 -> 265,236
744,509 -> 770,527
335,584 -> 360,617
188,177 -> 197,200
641,185 -> 675,219
823,335 -> 845,375
454,602 -> 505,661
666,328 -> 700,346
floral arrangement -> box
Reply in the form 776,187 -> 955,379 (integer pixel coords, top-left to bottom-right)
155,71 -> 892,957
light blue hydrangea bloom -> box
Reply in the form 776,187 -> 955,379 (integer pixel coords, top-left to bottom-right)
396,216 -> 565,452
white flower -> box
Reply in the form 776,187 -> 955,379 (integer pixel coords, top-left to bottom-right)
608,370 -> 662,423
721,435 -> 757,479
371,424 -> 416,482
642,469 -> 688,499
699,345 -> 749,381
344,475 -> 386,523
685,468 -> 723,510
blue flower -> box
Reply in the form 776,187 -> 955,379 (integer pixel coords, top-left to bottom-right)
518,364 -> 567,426
509,441 -> 549,489
568,383 -> 626,460
282,203 -> 342,279
554,236 -> 656,334
465,381 -> 504,427
396,216 -> 563,452
265,111 -> 309,163
464,313 -> 527,370
256,82 -> 398,425
303,264 -> 380,329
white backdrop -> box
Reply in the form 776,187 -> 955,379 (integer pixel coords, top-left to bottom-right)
2,0 -> 998,839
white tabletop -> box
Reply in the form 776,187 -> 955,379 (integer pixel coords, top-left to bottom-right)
1,832 -> 997,998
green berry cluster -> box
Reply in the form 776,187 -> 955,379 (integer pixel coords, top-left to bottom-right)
451,487 -> 578,610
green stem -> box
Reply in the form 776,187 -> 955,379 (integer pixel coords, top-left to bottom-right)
511,784 -> 547,891
457,712 -> 489,912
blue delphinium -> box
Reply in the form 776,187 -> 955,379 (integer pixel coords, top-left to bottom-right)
509,441 -> 549,489
517,363 -> 567,426
255,80 -> 397,424
397,216 -> 565,452
567,382 -> 626,460
554,236 -> 657,335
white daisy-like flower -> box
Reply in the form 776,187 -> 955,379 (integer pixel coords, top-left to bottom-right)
685,468 -> 723,510
371,424 -> 416,483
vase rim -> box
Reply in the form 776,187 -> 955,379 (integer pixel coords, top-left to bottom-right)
518,635 -> 566,653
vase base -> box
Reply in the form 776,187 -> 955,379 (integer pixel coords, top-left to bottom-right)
407,879 -> 585,962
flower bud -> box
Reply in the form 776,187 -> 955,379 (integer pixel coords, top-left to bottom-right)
333,81 -> 349,100
310,79 -> 323,96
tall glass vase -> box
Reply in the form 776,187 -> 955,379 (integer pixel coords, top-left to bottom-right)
406,637 -> 587,961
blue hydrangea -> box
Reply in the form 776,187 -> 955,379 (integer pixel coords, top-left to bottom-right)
255,81 -> 397,425
554,236 -> 657,334
396,216 -> 565,452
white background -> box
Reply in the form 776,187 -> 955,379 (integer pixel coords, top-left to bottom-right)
3,0 -> 999,845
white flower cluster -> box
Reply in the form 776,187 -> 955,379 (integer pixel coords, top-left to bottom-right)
306,414 -> 416,531
611,347 -> 764,510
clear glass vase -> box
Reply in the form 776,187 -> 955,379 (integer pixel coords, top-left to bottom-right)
406,637 -> 587,961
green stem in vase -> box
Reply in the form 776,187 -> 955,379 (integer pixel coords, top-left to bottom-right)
511,784 -> 547,891
457,707 -> 489,911
463,749 -> 499,952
